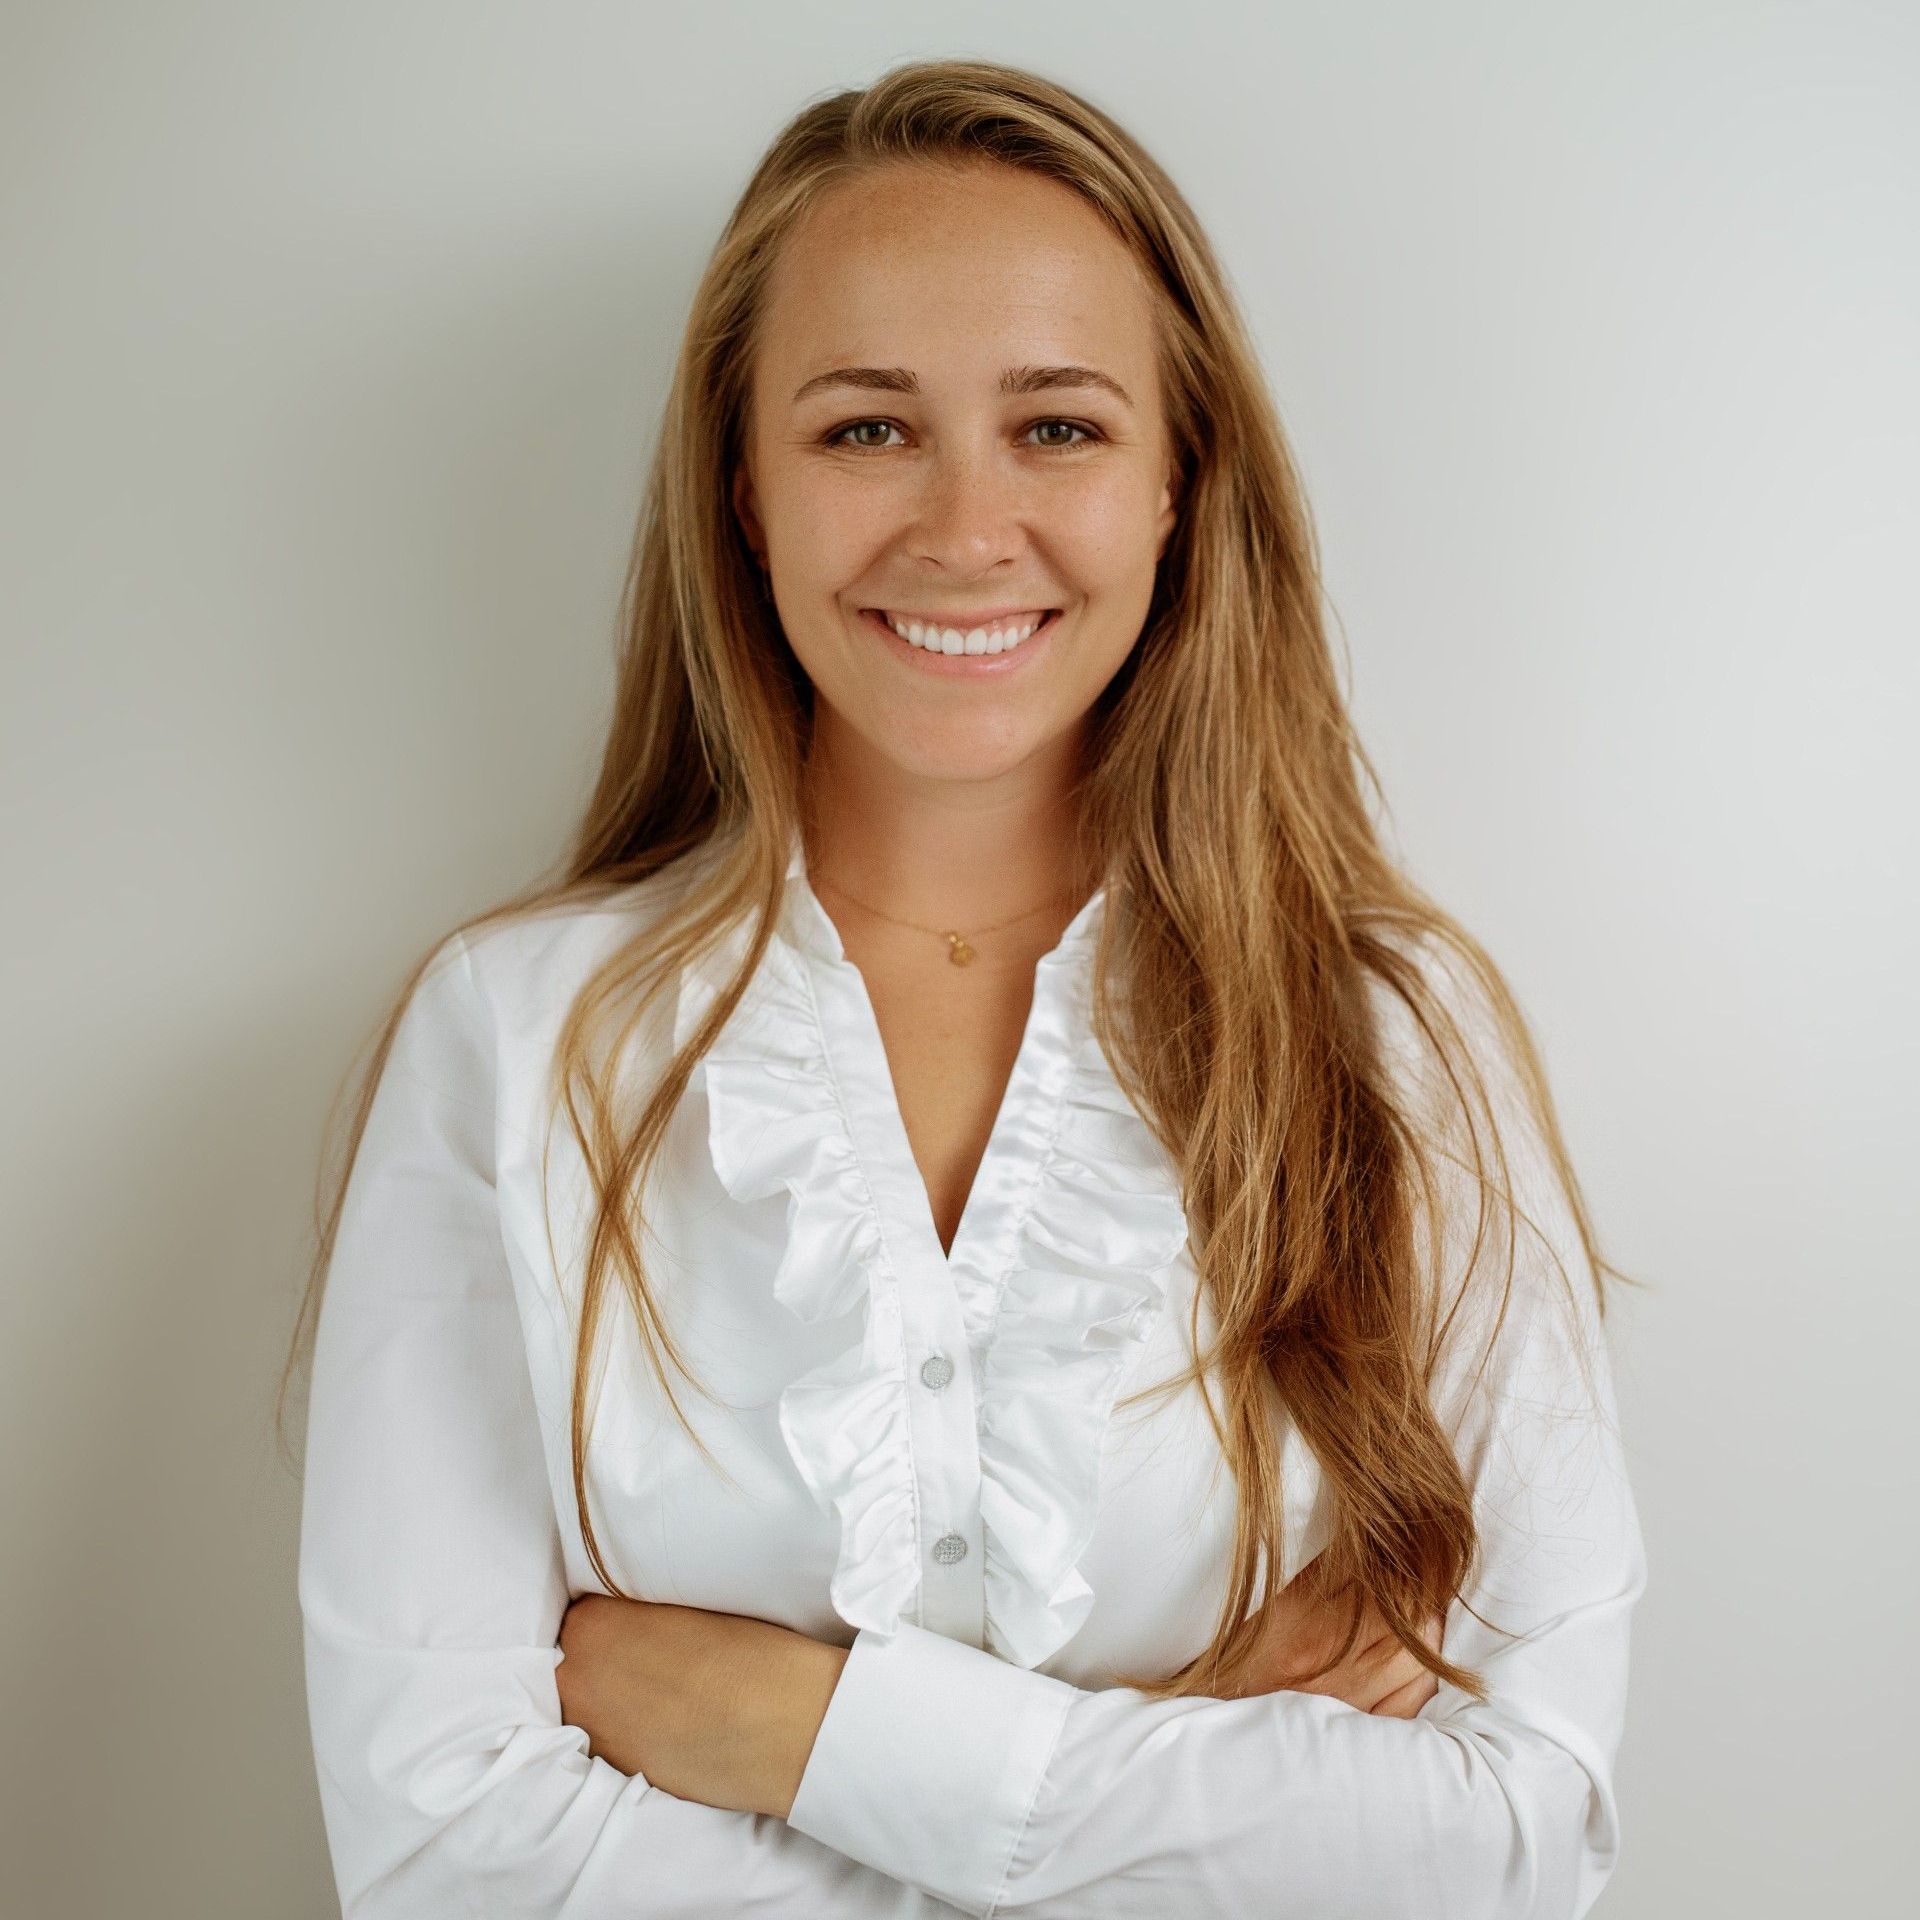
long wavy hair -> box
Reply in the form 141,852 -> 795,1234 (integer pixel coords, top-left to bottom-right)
277,56 -> 1640,1705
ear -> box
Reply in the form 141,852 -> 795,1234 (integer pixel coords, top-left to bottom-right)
732,463 -> 766,566
1154,454 -> 1181,561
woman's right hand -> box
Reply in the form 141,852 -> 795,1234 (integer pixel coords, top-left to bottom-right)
1221,1555 -> 1446,1718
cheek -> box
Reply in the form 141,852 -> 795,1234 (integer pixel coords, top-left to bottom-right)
772,465 -> 891,565
1044,473 -> 1167,578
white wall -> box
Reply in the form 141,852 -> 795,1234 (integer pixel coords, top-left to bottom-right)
2,3 -> 1912,1912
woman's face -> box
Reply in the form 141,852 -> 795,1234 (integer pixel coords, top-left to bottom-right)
734,160 -> 1179,788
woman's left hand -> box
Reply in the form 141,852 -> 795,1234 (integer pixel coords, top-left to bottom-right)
556,1593 -> 849,1820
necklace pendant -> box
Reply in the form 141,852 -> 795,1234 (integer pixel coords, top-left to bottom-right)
945,933 -> 976,966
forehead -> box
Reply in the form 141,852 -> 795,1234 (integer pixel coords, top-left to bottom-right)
756,161 -> 1159,390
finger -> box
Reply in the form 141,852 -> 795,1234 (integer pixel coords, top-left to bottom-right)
1350,1639 -> 1433,1706
1370,1667 -> 1441,1718
1353,1606 -> 1445,1674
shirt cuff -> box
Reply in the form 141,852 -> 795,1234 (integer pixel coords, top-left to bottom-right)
785,1620 -> 1078,1918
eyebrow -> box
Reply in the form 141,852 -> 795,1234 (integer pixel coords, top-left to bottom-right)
791,364 -> 1135,410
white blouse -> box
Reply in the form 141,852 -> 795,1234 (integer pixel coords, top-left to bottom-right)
300,829 -> 1647,1919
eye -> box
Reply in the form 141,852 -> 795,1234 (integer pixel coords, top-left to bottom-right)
820,417 -> 1105,453
1025,418 -> 1100,451
826,419 -> 905,451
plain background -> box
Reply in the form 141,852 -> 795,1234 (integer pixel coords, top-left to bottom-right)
2,2 -> 1913,1914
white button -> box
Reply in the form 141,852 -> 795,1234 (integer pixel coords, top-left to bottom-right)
931,1532 -> 968,1565
919,1354 -> 954,1390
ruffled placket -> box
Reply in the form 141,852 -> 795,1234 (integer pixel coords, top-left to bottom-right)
671,907 -> 925,1641
671,835 -> 1193,1670
972,1012 -> 1192,1667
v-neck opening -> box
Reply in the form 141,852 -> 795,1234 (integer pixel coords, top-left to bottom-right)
822,946 -> 1081,1280
779,851 -> 1106,1324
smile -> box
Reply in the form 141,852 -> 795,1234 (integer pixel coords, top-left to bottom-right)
872,608 -> 1058,656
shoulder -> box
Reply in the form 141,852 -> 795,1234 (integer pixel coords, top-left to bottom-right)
389,858 -> 714,1108
1358,919 -> 1521,1121
1358,920 -> 1610,1381
453,860 -> 704,1027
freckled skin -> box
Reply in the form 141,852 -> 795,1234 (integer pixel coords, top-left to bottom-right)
731,158 -> 1180,921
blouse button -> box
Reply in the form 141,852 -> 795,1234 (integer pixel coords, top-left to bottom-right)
931,1532 -> 968,1565
919,1354 -> 955,1390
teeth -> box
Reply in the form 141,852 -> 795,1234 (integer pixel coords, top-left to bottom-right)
882,611 -> 1050,654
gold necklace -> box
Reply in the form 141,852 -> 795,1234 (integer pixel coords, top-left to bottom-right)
812,872 -> 1080,967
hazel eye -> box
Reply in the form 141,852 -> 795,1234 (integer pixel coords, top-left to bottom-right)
1028,419 -> 1098,450
829,419 -> 903,450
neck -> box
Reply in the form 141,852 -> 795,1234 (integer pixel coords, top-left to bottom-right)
799,719 -> 1092,929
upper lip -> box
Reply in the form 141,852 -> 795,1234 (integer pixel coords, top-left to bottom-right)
868,606 -> 1058,626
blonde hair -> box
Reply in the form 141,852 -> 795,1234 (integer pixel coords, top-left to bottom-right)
278,56 -> 1642,1705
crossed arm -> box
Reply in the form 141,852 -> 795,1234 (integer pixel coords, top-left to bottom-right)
547,1549 -> 1445,1822
552,1594 -> 850,1822
300,934 -> 1645,1918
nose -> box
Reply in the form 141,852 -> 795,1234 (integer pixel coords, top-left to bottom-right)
904,442 -> 1027,581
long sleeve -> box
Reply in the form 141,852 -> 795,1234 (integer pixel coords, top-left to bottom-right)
298,932 -> 951,1918
784,978 -> 1649,1920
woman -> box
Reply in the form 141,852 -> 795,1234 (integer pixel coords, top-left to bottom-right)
286,58 -> 1646,1919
